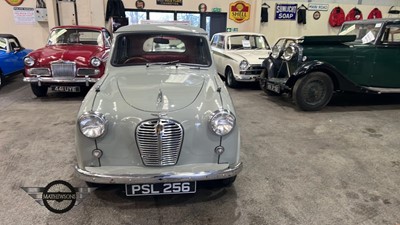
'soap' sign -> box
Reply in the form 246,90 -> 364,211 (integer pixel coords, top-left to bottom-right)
275,4 -> 297,20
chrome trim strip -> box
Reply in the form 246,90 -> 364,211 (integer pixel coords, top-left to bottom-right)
23,77 -> 100,85
75,162 -> 243,184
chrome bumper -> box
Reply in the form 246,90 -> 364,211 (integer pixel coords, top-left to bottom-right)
75,162 -> 243,184
234,74 -> 260,82
23,76 -> 100,86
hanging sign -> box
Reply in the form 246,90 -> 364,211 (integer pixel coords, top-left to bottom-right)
5,0 -> 24,6
275,4 -> 297,20
156,0 -> 182,6
308,3 -> 329,11
229,1 -> 251,23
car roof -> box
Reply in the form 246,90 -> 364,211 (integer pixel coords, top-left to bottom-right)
343,18 -> 400,25
0,34 -> 17,39
214,32 -> 266,37
51,25 -> 105,31
115,24 -> 208,35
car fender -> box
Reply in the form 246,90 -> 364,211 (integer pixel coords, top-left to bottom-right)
287,60 -> 364,92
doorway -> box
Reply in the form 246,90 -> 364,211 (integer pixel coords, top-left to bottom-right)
200,13 -> 227,40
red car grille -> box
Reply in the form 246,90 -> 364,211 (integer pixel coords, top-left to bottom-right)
51,62 -> 76,77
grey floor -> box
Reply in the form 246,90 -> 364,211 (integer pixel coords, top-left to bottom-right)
1,74 -> 400,225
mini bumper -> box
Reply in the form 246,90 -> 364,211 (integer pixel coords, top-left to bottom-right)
75,162 -> 243,184
23,76 -> 100,86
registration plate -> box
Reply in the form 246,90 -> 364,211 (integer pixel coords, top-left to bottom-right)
267,83 -> 280,93
51,86 -> 80,92
125,182 -> 196,196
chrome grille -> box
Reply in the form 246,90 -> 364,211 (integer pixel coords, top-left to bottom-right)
28,68 -> 50,76
136,119 -> 183,166
51,61 -> 76,77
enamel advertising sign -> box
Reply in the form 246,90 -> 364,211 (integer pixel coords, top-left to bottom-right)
5,0 -> 24,6
229,1 -> 251,23
275,4 -> 297,20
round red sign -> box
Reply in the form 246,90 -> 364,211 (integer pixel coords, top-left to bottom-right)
5,0 -> 24,6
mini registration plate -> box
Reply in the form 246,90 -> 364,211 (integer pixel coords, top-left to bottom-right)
51,86 -> 81,92
267,83 -> 280,93
125,182 -> 196,196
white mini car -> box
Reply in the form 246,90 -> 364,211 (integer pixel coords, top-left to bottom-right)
210,32 -> 271,88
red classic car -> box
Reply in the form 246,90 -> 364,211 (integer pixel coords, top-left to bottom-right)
23,25 -> 111,97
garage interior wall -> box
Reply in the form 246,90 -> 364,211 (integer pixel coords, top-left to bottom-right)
0,0 -> 399,50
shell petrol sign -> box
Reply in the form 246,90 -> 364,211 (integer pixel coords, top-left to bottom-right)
229,1 -> 251,23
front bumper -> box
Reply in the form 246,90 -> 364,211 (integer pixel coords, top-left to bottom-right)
23,76 -> 100,86
75,162 -> 243,184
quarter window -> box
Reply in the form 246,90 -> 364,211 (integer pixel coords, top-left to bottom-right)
381,25 -> 400,44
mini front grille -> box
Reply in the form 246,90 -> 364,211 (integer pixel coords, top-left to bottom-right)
136,119 -> 183,166
51,61 -> 76,77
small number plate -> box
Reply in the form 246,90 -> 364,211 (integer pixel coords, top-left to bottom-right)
125,182 -> 196,196
267,82 -> 281,93
51,86 -> 81,92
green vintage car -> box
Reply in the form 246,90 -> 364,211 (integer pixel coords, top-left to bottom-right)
259,18 -> 400,111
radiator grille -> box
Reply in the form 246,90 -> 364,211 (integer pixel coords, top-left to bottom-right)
136,119 -> 183,166
51,61 -> 76,77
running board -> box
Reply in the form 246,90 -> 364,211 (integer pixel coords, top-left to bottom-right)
362,86 -> 400,94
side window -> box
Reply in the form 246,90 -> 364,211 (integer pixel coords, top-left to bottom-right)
210,35 -> 219,47
0,38 -> 6,51
381,25 -> 400,44
217,36 -> 225,49
103,30 -> 112,47
8,38 -> 20,50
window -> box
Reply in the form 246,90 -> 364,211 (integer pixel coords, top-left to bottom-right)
126,11 -> 146,24
217,36 -> 225,49
112,33 -> 211,66
228,35 -> 269,50
8,38 -> 20,50
210,35 -> 219,47
177,13 -> 200,27
381,25 -> 400,44
103,30 -> 112,47
47,29 -> 102,46
149,12 -> 174,21
0,38 -> 6,51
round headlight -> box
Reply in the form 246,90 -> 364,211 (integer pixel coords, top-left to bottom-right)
283,46 -> 297,61
90,57 -> 101,67
78,112 -> 107,138
209,109 -> 236,136
271,45 -> 282,59
239,60 -> 249,71
24,56 -> 35,67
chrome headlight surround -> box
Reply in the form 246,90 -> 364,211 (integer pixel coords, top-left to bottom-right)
90,57 -> 102,67
271,45 -> 282,59
78,111 -> 107,139
239,60 -> 249,71
24,56 -> 35,67
209,109 -> 236,136
283,46 -> 297,61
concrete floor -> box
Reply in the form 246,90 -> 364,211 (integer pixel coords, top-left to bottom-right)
1,74 -> 400,225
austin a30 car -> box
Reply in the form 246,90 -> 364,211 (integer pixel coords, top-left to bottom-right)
74,24 -> 242,196
0,34 -> 32,88
210,32 -> 270,88
260,18 -> 400,111
23,25 -> 111,97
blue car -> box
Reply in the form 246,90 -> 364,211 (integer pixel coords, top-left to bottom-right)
0,34 -> 32,88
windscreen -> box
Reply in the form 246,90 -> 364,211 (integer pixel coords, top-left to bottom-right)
111,33 -> 212,66
339,22 -> 382,44
47,28 -> 103,46
228,35 -> 269,50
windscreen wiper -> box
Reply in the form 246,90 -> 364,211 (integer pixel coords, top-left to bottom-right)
146,60 -> 180,67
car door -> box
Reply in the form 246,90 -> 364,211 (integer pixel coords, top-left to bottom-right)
0,37 -> 16,75
8,38 -> 26,74
371,22 -> 400,88
210,34 -> 225,76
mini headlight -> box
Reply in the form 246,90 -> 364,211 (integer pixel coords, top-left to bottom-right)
78,112 -> 107,138
90,57 -> 101,67
239,60 -> 249,71
283,46 -> 297,61
209,109 -> 236,136
24,56 -> 35,67
271,45 -> 282,59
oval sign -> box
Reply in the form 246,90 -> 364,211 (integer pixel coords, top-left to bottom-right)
5,0 -> 24,6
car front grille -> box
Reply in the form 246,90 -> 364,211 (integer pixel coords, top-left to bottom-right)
244,66 -> 263,75
51,61 -> 76,77
136,119 -> 183,166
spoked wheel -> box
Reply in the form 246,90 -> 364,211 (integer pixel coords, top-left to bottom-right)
293,72 -> 333,111
225,68 -> 239,88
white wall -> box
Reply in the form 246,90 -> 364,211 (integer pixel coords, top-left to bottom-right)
0,0 -> 398,50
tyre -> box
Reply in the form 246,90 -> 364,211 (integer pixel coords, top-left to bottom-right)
292,72 -> 333,111
225,68 -> 239,88
30,83 -> 48,97
0,73 -> 4,89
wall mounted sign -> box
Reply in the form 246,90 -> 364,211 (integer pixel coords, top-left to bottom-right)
198,3 -> 207,12
136,0 -> 145,9
156,0 -> 182,6
13,7 -> 35,24
308,3 -> 328,11
275,4 -> 297,20
313,11 -> 321,20
229,1 -> 251,23
5,0 -> 24,6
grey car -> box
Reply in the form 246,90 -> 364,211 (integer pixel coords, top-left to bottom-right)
74,24 -> 242,196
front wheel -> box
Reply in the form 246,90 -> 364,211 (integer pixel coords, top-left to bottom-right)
225,68 -> 239,88
292,72 -> 333,111
0,73 -> 4,89
30,83 -> 48,97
